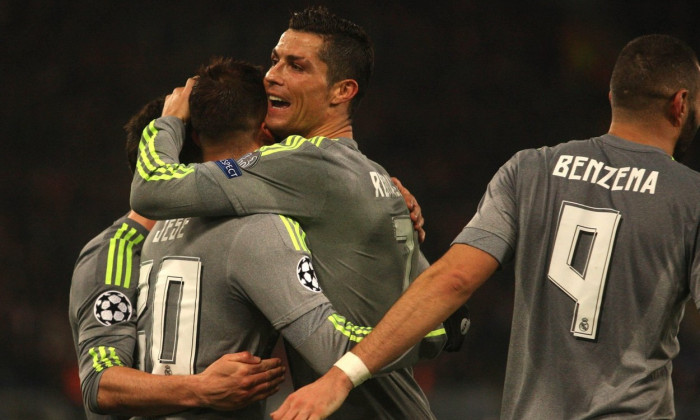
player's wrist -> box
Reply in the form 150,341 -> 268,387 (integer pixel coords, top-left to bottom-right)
182,373 -> 210,408
333,352 -> 371,388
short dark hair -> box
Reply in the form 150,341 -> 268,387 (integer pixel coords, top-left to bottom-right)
123,96 -> 164,174
123,96 -> 199,174
190,57 -> 267,142
289,6 -> 374,116
610,34 -> 700,112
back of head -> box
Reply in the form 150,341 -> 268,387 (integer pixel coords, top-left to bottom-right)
189,57 -> 267,143
124,96 -> 165,174
289,6 -> 374,116
610,34 -> 700,114
124,96 -> 200,173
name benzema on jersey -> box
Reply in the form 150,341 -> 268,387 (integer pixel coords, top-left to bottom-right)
552,154 -> 659,194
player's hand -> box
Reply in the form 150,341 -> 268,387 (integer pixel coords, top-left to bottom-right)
270,367 -> 352,420
162,77 -> 197,123
194,351 -> 285,411
392,177 -> 426,243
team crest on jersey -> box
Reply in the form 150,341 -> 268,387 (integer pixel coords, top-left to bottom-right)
579,318 -> 590,332
215,159 -> 243,179
237,151 -> 261,169
297,256 -> 321,292
93,290 -> 133,326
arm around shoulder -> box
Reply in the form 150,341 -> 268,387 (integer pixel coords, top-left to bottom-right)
271,244 -> 498,419
96,352 -> 285,415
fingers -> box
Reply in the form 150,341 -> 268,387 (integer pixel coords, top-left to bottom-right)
270,398 -> 312,420
224,353 -> 282,368
245,365 -> 286,403
391,176 -> 408,194
221,355 -> 283,378
162,77 -> 196,121
391,177 -> 410,206
270,400 -> 322,420
258,357 -> 283,369
416,225 -> 426,243
246,363 -> 286,388
225,351 -> 261,364
184,76 -> 197,91
411,203 -> 425,243
410,202 -> 422,224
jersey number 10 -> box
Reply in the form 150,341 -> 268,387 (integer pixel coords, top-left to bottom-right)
137,257 -> 201,375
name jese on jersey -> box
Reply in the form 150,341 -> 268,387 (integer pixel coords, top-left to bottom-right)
552,154 -> 659,194
369,171 -> 402,198
152,218 -> 191,243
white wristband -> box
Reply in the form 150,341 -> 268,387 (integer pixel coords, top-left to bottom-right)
333,352 -> 371,388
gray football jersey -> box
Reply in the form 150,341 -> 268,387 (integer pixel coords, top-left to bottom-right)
454,134 -> 700,419
136,213 -> 428,420
69,214 -> 148,419
132,117 -> 442,419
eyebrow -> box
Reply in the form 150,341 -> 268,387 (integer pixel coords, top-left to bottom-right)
271,48 -> 306,63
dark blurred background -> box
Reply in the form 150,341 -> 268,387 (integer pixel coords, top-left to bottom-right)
2,1 -> 700,418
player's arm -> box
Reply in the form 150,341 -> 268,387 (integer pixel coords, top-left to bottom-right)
69,217 -> 145,415
70,216 -> 285,416
279,303 -> 445,376
96,352 -> 284,415
130,78 -> 326,221
130,78 -> 232,219
272,151 -> 519,419
270,244 -> 498,420
75,328 -> 284,416
412,248 -> 472,353
233,215 -> 444,376
130,81 -> 426,230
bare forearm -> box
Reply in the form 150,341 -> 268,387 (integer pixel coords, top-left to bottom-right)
97,353 -> 285,415
354,244 -> 497,374
97,366 -> 201,415
352,266 -> 463,373
270,246 -> 498,420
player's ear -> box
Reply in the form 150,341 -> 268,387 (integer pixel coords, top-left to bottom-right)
257,122 -> 275,146
330,79 -> 358,106
192,130 -> 202,147
669,89 -> 689,127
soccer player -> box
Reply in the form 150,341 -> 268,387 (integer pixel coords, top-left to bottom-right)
130,6 -> 460,419
271,34 -> 700,420
69,97 -> 285,419
135,56 -> 444,420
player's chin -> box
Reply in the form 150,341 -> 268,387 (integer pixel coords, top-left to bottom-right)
264,118 -> 292,141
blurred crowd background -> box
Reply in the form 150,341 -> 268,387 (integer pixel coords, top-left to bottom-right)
3,1 -> 700,418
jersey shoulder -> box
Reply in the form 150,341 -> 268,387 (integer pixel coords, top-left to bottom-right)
256,135 -> 328,157
227,213 -> 311,255
73,215 -> 148,288
69,215 -> 147,329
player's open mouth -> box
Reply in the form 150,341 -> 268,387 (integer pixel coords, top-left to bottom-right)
269,95 -> 291,109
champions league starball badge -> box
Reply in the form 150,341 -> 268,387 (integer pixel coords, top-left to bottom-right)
297,256 -> 321,292
93,290 -> 133,326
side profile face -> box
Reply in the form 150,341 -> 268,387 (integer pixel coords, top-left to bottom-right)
675,68 -> 700,159
264,29 -> 334,139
